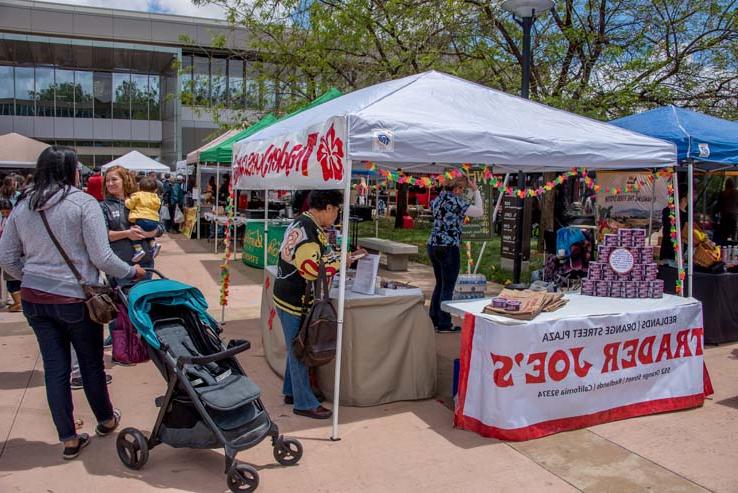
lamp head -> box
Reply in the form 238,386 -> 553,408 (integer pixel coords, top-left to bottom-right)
501,0 -> 554,18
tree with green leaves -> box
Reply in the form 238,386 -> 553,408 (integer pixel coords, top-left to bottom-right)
190,0 -> 737,120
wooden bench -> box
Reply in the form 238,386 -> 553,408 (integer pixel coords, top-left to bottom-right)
357,237 -> 419,271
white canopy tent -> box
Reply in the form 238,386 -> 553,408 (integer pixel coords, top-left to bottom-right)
0,132 -> 50,168
101,151 -> 170,173
231,70 -> 678,440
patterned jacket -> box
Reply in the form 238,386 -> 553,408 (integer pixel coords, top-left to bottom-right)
273,212 -> 340,316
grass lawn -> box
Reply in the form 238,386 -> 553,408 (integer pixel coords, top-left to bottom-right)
356,218 -> 543,285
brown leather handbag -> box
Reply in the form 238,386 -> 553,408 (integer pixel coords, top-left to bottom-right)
40,211 -> 119,325
293,260 -> 338,367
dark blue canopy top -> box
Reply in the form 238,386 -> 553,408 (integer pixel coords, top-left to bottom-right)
610,106 -> 738,167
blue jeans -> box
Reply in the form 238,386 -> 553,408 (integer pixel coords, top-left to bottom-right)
22,301 -> 114,441
132,218 -> 159,251
276,308 -> 319,411
427,244 -> 460,330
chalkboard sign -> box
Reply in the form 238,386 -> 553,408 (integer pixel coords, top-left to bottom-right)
500,196 -> 532,261
463,168 -> 493,241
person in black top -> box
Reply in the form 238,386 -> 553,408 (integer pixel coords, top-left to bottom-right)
660,186 -> 688,262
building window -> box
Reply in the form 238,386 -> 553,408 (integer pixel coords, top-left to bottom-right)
14,66 -> 35,116
113,72 -> 131,119
148,75 -> 160,120
262,80 -> 276,111
75,71 -> 94,119
93,72 -> 112,119
0,66 -> 13,116
228,58 -> 244,106
35,66 -> 55,117
130,73 -> 149,120
211,58 -> 227,106
244,63 -> 259,110
193,56 -> 210,106
55,69 -> 75,118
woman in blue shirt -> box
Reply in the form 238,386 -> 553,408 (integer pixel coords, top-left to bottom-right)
427,176 -> 483,332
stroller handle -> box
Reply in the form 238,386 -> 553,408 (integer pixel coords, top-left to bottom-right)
144,268 -> 168,279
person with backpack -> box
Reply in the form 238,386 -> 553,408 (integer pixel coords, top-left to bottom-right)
273,190 -> 365,419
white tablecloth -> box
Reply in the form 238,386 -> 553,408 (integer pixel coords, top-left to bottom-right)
442,293 -> 696,325
447,294 -> 711,441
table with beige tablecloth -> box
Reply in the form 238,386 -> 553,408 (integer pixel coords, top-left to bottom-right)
260,266 -> 436,406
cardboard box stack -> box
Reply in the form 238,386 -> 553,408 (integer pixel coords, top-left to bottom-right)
581,228 -> 663,299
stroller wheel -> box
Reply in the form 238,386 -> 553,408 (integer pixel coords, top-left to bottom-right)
116,428 -> 149,470
273,437 -> 303,466
227,463 -> 259,492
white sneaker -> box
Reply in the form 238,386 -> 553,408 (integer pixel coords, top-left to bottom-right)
131,249 -> 146,263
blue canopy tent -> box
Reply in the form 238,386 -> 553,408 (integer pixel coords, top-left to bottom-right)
611,105 -> 738,296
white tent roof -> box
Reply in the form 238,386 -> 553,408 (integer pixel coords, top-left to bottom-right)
186,128 -> 240,164
0,133 -> 50,168
101,151 -> 170,173
234,71 -> 676,182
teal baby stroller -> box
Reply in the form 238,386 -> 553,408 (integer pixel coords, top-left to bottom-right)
116,271 -> 302,492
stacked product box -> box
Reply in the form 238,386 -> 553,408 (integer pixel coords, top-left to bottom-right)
453,274 -> 488,301
581,228 -> 664,299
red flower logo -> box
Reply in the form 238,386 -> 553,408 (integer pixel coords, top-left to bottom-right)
316,123 -> 344,181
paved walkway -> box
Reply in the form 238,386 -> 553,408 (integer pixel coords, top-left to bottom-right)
0,234 -> 736,492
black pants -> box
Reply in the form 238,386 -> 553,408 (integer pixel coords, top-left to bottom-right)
22,301 -> 114,441
427,245 -> 460,330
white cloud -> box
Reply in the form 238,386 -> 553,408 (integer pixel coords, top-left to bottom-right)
49,0 -> 229,20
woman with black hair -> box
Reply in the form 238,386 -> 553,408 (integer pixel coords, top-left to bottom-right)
274,190 -> 365,419
0,146 -> 145,460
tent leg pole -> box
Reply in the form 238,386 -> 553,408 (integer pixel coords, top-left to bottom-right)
375,178 -> 379,238
264,191 -> 269,273
648,172 -> 656,246
492,174 -> 509,224
196,166 -> 201,240
687,160 -> 694,298
332,161 -> 353,441
673,172 -> 684,297
215,165 -> 220,255
474,242 -> 486,275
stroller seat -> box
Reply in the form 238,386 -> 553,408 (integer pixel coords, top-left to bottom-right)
157,320 -> 261,411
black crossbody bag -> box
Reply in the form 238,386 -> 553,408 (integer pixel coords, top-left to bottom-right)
39,210 -> 119,325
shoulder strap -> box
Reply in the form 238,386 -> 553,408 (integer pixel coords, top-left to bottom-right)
39,210 -> 84,284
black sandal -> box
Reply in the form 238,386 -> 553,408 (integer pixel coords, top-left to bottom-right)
62,433 -> 90,460
95,409 -> 121,437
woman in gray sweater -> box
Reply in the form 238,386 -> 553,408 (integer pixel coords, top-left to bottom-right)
0,147 -> 145,460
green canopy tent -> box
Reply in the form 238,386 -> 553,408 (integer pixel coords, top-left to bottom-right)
195,88 -> 343,264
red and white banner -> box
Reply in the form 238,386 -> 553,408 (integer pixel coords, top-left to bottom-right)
455,303 -> 713,441
232,117 -> 348,190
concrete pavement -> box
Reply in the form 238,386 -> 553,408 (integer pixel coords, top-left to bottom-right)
0,234 -> 736,492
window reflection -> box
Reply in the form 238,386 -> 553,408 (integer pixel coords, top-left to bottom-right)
93,72 -> 112,119
14,66 -> 35,116
113,72 -> 131,119
35,66 -> 55,117
0,66 -> 13,116
55,69 -> 75,118
130,73 -> 149,120
211,58 -> 227,105
193,56 -> 209,106
228,58 -> 244,106
75,71 -> 93,118
148,75 -> 160,120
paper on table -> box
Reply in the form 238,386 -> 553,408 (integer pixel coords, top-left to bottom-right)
352,254 -> 380,295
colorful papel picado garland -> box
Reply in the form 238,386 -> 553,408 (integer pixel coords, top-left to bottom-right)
220,180 -> 234,307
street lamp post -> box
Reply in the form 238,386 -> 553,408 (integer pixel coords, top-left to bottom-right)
502,0 -> 553,286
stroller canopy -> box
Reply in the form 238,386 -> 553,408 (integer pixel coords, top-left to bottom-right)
127,279 -> 218,349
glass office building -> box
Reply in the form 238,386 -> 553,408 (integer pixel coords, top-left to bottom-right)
0,0 -> 260,168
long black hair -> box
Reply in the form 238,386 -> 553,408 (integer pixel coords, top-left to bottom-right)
22,146 -> 79,210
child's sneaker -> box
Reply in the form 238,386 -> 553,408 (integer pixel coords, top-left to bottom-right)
151,243 -> 161,258
131,249 -> 146,263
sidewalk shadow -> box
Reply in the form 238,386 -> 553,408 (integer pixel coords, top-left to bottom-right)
715,395 -> 738,409
0,370 -> 43,390
0,437 -> 233,493
169,236 -> 213,255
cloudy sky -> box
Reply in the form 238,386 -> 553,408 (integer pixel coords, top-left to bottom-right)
56,0 -> 228,19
